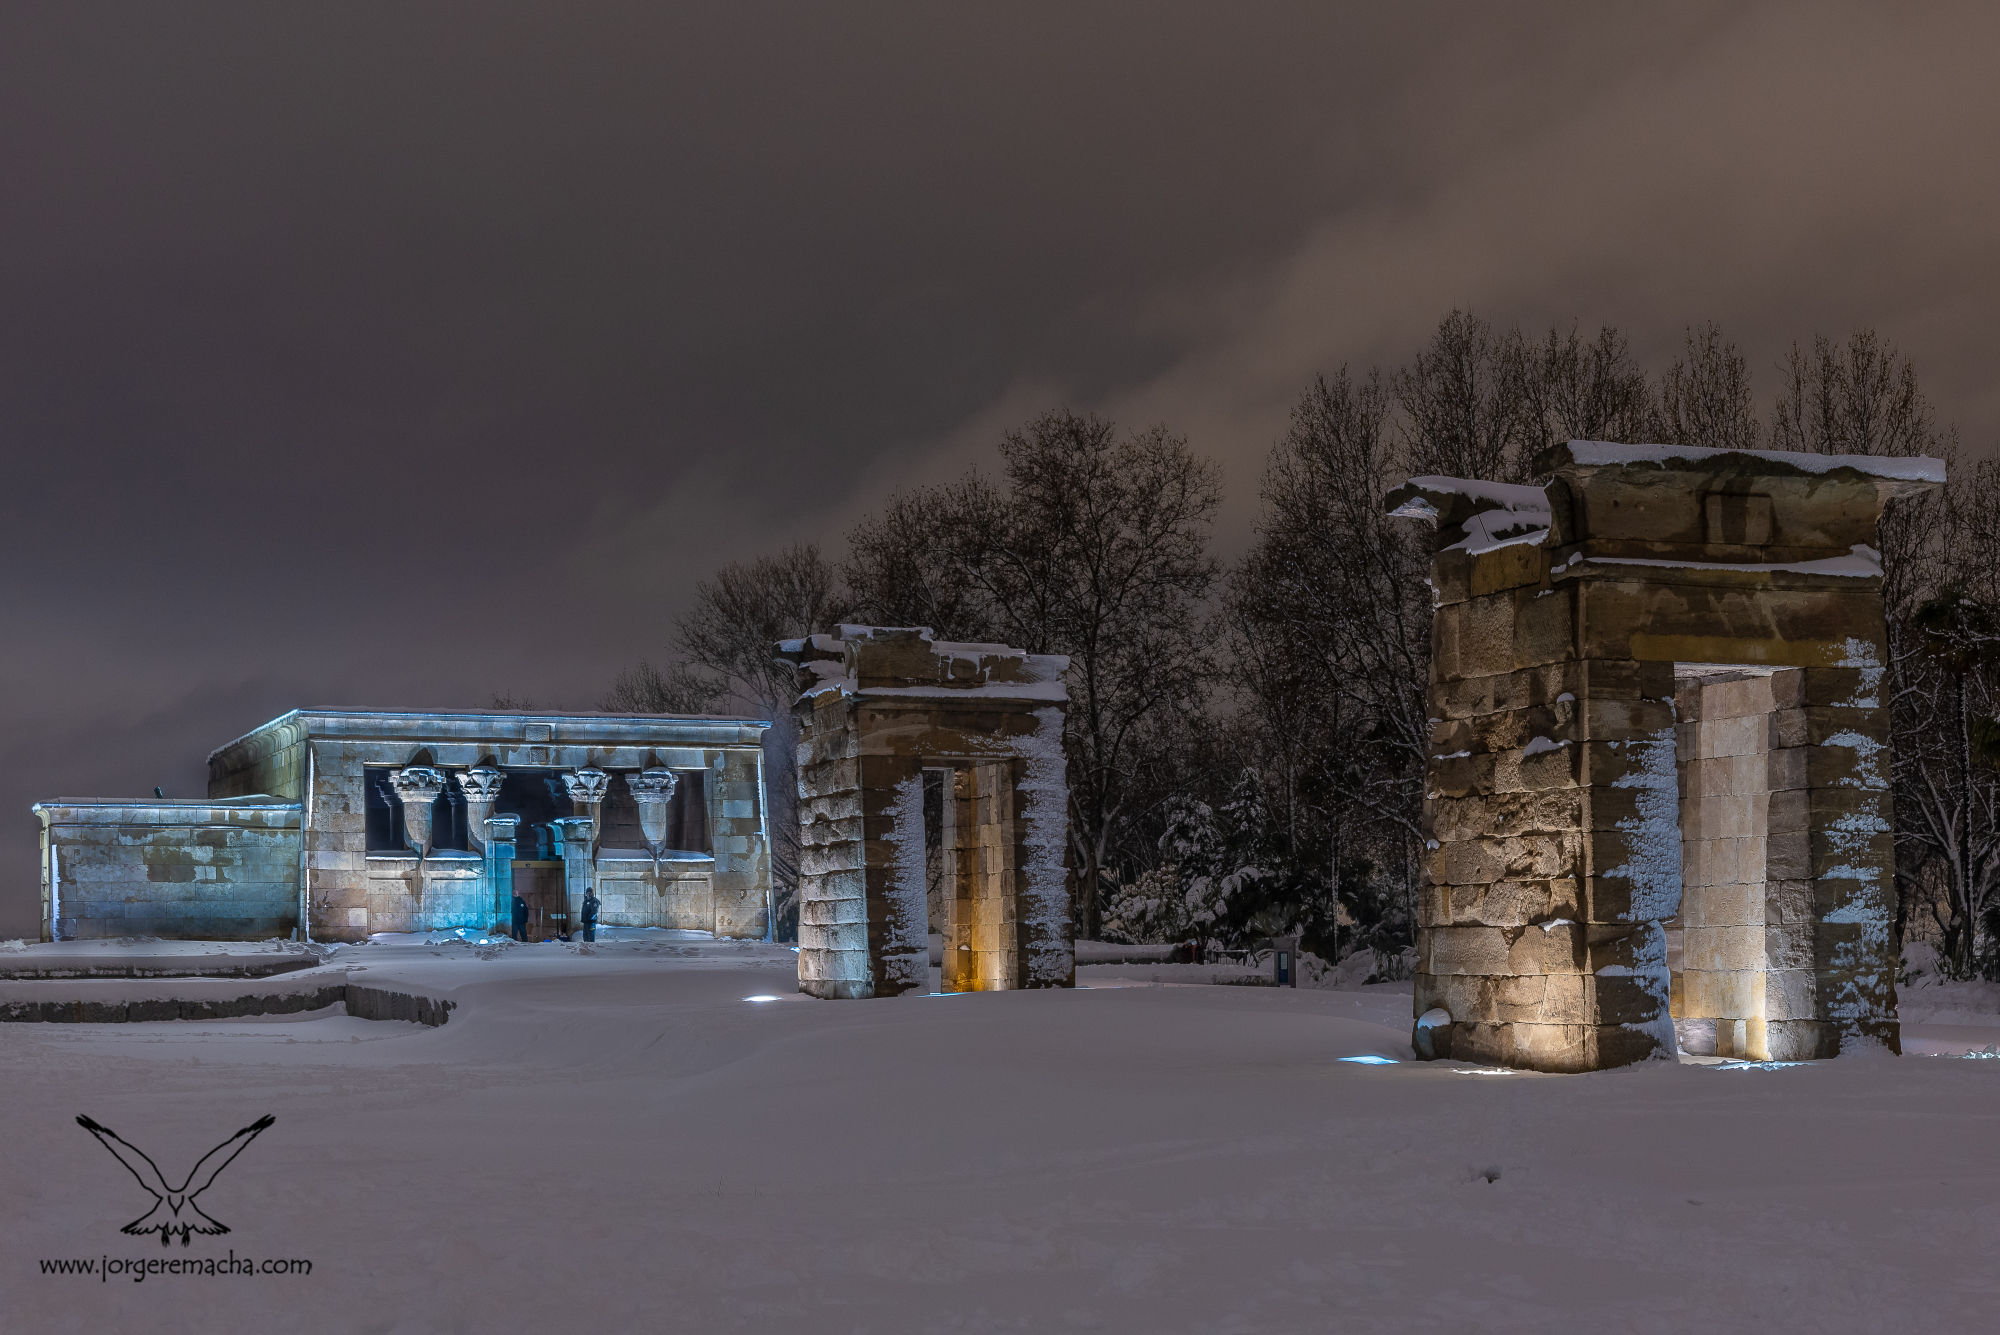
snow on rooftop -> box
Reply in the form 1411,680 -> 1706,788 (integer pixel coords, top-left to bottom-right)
1402,475 -> 1552,510
1563,439 -> 1947,484
837,623 -> 935,639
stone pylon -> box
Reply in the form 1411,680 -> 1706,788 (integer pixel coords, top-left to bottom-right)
1389,440 -> 1941,1071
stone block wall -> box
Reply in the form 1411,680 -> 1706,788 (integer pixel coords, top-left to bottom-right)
595,856 -> 716,930
795,690 -> 870,996
707,748 -> 771,938
35,801 -> 302,941
360,851 -> 488,934
1418,636 -> 1678,1073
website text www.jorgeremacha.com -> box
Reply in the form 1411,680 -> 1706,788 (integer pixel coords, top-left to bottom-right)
39,1251 -> 312,1282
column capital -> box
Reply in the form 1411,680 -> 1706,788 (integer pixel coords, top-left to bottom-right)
629,768 -> 679,854
628,768 -> 679,798
389,766 -> 445,803
457,766 -> 507,803
563,768 -> 610,803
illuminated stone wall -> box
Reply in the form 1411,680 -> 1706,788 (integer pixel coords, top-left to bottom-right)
1392,441 -> 1935,1071
1668,669 -> 1825,1061
206,711 -> 774,942
34,799 -> 301,941
784,626 -> 1072,1000
595,853 -> 715,929
938,761 -> 1024,992
36,710 -> 774,943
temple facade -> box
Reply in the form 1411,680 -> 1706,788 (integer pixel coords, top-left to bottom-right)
34,709 -> 773,943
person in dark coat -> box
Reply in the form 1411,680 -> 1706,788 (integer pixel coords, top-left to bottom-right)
580,889 -> 600,943
511,892 -> 529,943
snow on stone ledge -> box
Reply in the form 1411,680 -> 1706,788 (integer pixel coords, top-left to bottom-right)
1561,439 -> 1947,485
786,626 -> 1069,703
1401,475 -> 1552,512
1389,475 -> 1553,554
1574,543 -> 1884,579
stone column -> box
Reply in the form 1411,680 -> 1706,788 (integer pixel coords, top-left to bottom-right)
390,767 -> 445,857
940,767 -> 976,993
628,768 -> 679,883
457,767 -> 506,851
1800,651 -> 1898,1055
555,816 -> 595,939
484,814 -> 519,931
563,769 -> 610,855
1575,658 -> 1681,1071
711,749 -> 772,939
390,767 -> 446,932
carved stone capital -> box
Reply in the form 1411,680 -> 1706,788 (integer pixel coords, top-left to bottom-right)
457,766 -> 506,803
390,766 -> 445,855
563,768 -> 610,804
389,766 -> 445,803
628,768 -> 679,852
457,766 -> 506,851
627,768 -> 679,798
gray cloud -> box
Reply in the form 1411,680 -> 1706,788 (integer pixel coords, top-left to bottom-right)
2,2 -> 1994,932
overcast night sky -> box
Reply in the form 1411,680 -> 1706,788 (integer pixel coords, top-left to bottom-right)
3,3 -> 1998,934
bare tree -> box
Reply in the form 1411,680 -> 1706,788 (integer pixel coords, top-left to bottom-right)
674,542 -> 843,711
977,412 -> 1222,939
844,410 -> 1221,938
1770,330 -> 1943,458
1231,370 -> 1431,947
843,480 -> 995,640
1394,310 -> 1534,483
1512,323 -> 1654,457
1770,330 -> 1989,969
1899,543 -> 2000,976
605,542 -> 844,941
1654,321 -> 1760,450
601,660 -> 722,714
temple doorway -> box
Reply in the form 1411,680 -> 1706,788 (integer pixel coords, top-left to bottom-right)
935,761 -> 1024,993
511,862 -> 567,940
1668,665 -> 1816,1061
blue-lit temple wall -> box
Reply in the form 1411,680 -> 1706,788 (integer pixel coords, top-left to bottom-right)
35,800 -> 302,941
33,711 -> 773,943
206,711 -> 771,943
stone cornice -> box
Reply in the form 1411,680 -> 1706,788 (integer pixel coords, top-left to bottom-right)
33,799 -> 302,829
207,709 -> 771,771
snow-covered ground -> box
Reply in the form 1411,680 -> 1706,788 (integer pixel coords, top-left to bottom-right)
4,930 -> 1999,1333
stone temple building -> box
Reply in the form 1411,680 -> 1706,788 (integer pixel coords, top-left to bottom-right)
1389,440 -> 1944,1072
780,626 -> 1074,999
34,709 -> 774,944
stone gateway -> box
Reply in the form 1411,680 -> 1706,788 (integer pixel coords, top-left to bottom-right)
781,626 -> 1074,999
1389,440 -> 1944,1072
